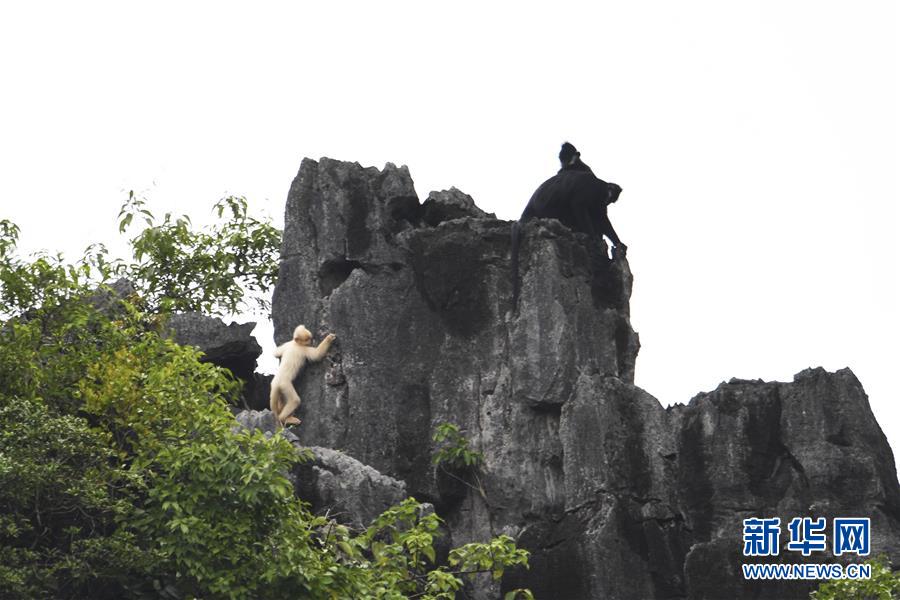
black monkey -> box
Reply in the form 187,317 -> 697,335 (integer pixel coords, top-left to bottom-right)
511,143 -> 626,308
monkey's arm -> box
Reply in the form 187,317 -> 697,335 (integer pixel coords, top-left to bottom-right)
597,209 -> 622,246
307,333 -> 336,362
274,342 -> 290,358
598,211 -> 627,257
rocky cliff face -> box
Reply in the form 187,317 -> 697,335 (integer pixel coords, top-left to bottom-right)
262,157 -> 900,599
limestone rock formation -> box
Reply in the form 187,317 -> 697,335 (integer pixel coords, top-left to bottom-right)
233,409 -> 407,530
165,312 -> 261,380
672,369 -> 900,599
233,408 -> 287,438
294,446 -> 409,530
267,157 -> 900,599
165,312 -> 273,408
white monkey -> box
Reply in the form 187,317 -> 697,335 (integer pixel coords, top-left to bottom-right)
270,325 -> 336,427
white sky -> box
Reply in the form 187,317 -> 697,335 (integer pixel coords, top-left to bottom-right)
1,2 -> 898,459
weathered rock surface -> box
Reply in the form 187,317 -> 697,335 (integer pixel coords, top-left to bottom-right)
294,446 -> 408,530
671,369 -> 900,600
420,187 -> 495,224
165,312 -> 262,380
165,313 -> 272,409
233,408 -> 289,438
269,157 -> 900,599
240,373 -> 273,411
233,409 -> 407,530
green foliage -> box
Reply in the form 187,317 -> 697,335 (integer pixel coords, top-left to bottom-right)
811,556 -> 900,600
81,342 -> 337,598
0,206 -> 531,598
3,190 -> 281,319
432,422 -> 484,470
0,227 -> 96,319
345,498 -> 530,598
0,399 -> 154,598
118,191 -> 281,315
432,423 -> 489,502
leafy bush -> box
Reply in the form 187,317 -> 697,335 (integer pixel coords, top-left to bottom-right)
0,399 -> 153,598
432,422 -> 489,503
432,422 -> 484,470
0,200 -> 531,599
811,556 -> 900,600
117,192 -> 281,315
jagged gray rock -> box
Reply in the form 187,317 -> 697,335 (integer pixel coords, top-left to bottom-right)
421,187 -> 495,225
165,313 -> 270,408
672,368 -> 900,600
233,408 -> 291,439
165,312 -> 261,381
269,157 -> 900,599
295,446 -> 408,530
233,409 -> 407,530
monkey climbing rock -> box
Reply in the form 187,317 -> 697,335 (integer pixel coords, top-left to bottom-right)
270,325 -> 336,427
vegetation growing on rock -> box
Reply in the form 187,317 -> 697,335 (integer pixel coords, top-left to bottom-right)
0,201 -> 530,599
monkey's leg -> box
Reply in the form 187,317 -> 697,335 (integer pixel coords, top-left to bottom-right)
277,384 -> 302,425
270,385 -> 285,417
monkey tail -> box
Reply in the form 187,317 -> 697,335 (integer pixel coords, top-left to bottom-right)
511,220 -> 522,313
